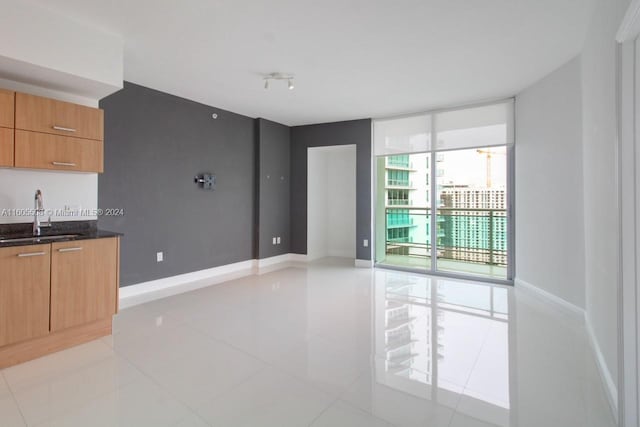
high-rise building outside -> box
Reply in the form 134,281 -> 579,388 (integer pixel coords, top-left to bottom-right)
384,154 -> 431,257
383,150 -> 507,267
440,187 -> 507,266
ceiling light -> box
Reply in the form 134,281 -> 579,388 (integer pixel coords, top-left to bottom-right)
263,73 -> 295,91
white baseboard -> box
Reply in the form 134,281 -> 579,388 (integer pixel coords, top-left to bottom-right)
514,278 -> 584,320
585,315 -> 619,423
254,253 -> 292,268
355,259 -> 373,268
119,259 -> 255,309
514,277 -> 618,422
120,254 -> 309,309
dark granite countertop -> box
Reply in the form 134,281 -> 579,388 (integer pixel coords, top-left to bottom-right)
0,220 -> 122,248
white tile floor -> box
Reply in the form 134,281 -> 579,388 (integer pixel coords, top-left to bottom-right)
0,257 -> 616,427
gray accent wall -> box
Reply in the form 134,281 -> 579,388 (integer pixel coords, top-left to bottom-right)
99,82 -> 255,286
256,118 -> 291,258
290,119 -> 372,260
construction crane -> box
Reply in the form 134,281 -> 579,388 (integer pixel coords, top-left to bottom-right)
476,148 -> 506,188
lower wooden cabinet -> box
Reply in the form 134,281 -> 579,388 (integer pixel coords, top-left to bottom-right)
0,244 -> 51,347
0,237 -> 119,368
51,238 -> 118,331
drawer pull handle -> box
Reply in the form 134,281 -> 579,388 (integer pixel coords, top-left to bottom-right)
52,162 -> 77,167
17,252 -> 46,257
58,247 -> 83,253
52,126 -> 77,133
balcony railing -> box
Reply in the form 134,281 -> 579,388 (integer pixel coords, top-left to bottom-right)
387,179 -> 411,187
384,207 -> 507,266
387,199 -> 410,206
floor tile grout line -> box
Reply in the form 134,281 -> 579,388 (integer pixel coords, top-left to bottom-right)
306,395 -> 341,427
1,341 -> 127,427
105,335 -> 215,418
451,322 -> 494,414
107,324 -> 278,422
335,397 -> 401,427
1,369 -> 29,427
2,339 -> 117,392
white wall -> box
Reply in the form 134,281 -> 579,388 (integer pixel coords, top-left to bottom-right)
0,0 -> 123,99
0,169 -> 97,223
515,56 -> 586,308
307,145 -> 357,260
581,0 -> 631,391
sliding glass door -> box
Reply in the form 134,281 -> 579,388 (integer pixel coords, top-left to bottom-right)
381,153 -> 432,270
435,147 -> 508,280
374,100 -> 514,282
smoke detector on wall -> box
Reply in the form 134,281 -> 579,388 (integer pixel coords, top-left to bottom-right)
264,73 -> 294,90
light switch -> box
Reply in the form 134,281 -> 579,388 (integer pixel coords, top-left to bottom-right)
276,237 -> 281,244
272,237 -> 277,245
363,239 -> 369,247
157,252 -> 164,262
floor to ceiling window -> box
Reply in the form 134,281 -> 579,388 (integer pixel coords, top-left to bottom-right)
374,100 -> 514,282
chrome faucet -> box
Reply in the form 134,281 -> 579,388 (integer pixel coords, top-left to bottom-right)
33,189 -> 51,236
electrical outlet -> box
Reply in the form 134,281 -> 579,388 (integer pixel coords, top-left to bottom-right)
272,237 -> 277,245
276,237 -> 281,244
157,252 -> 164,262
363,239 -> 369,247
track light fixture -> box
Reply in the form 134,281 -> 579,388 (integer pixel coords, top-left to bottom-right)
263,73 -> 295,90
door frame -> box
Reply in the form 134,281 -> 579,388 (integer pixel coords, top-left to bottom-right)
617,2 -> 640,425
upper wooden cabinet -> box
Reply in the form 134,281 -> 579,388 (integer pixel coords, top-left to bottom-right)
50,238 -> 118,331
0,244 -> 51,347
15,92 -> 103,141
0,89 -> 14,129
15,130 -> 103,173
0,128 -> 13,167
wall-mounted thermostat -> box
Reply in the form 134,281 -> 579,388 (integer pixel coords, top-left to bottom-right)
194,173 -> 216,190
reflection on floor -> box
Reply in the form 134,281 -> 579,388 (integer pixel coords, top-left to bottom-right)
380,254 -> 508,280
0,258 -> 615,427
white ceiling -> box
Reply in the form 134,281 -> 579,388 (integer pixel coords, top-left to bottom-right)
32,0 -> 594,126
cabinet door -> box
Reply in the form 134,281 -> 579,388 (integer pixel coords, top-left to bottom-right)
0,128 -> 13,167
0,244 -> 50,347
51,238 -> 118,331
14,130 -> 103,173
15,92 -> 103,141
0,89 -> 14,128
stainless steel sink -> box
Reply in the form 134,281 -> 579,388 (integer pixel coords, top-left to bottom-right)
0,234 -> 80,244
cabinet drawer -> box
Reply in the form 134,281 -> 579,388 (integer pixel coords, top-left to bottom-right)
51,238 -> 118,331
0,89 -> 14,128
0,244 -> 51,347
15,92 -> 103,141
0,127 -> 13,167
15,130 -> 103,173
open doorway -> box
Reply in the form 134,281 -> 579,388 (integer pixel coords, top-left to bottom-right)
307,145 -> 357,261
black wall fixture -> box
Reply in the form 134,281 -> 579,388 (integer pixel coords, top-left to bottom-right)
194,173 -> 216,190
